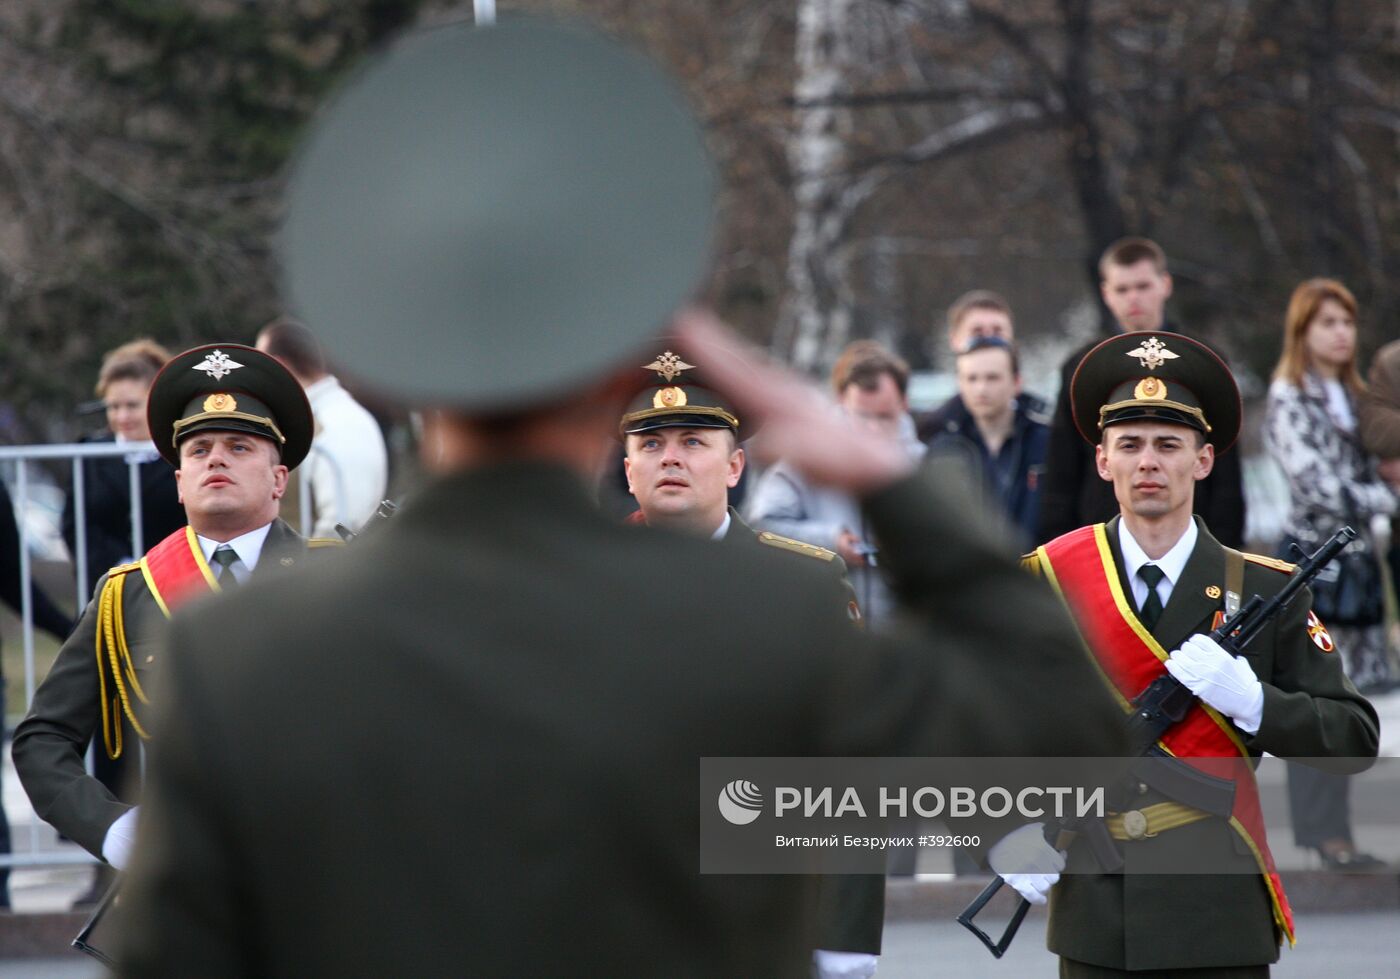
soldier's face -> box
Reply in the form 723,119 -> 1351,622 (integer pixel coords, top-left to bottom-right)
624,427 -> 743,529
1101,260 -> 1172,332
1096,422 -> 1212,522
176,431 -> 289,533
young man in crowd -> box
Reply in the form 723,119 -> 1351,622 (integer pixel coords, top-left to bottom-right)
925,336 -> 1048,547
746,340 -> 924,628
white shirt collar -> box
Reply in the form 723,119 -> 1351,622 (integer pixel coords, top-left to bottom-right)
711,511 -> 732,541
196,521 -> 275,575
1118,518 -> 1198,598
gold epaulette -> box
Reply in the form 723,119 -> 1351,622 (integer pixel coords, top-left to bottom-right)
307,537 -> 347,549
757,531 -> 837,562
96,567 -> 152,761
1243,553 -> 1296,575
1020,552 -> 1044,577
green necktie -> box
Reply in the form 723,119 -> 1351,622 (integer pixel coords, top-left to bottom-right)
1137,564 -> 1165,630
212,545 -> 242,589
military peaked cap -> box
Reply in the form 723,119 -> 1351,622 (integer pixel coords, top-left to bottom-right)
147,344 -> 314,469
1070,331 -> 1241,453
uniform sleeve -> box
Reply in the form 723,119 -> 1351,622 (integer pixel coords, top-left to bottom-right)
820,460 -> 1125,759
116,614 -> 252,977
1244,584 -> 1380,768
11,576 -> 131,857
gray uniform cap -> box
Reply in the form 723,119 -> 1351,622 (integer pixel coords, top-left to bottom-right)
280,18 -> 716,409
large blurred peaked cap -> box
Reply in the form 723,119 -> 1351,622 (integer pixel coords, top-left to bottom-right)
279,17 -> 717,409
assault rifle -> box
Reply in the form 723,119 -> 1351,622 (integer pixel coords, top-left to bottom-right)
957,526 -> 1358,958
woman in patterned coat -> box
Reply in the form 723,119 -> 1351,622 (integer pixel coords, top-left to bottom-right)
1264,277 -> 1396,868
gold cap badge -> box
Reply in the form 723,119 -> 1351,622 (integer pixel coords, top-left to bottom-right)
1134,376 -> 1167,400
203,393 -> 238,413
653,386 -> 688,409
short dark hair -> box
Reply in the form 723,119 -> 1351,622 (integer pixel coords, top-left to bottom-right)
831,340 -> 910,397
96,339 -> 169,396
1098,237 -> 1167,279
957,335 -> 1020,376
946,290 -> 1013,337
257,317 -> 326,377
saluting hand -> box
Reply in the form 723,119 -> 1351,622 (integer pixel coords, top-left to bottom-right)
673,309 -> 914,497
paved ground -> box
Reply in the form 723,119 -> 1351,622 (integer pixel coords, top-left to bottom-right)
877,909 -> 1400,977
3,910 -> 1397,978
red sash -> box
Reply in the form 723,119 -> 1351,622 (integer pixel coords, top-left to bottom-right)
1039,524 -> 1295,945
139,526 -> 222,618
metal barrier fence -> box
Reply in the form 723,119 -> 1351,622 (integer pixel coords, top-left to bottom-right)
0,440 -> 344,870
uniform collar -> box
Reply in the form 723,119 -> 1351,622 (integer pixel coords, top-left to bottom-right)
196,521 -> 275,572
711,510 -> 732,541
1117,517 -> 1197,594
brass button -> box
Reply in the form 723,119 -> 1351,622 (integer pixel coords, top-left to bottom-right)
144,654 -> 155,665
1122,810 -> 1149,840
1137,782 -> 1149,795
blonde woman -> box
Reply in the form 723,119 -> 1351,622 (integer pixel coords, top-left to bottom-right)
1264,278 -> 1395,868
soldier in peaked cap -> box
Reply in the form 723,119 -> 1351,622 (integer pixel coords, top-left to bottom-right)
117,19 -> 1123,978
621,352 -> 879,977
13,343 -> 335,882
990,332 -> 1378,976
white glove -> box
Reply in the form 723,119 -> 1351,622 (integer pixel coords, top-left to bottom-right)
1165,634 -> 1264,734
102,806 -> 140,870
987,822 -> 1064,905
812,949 -> 879,979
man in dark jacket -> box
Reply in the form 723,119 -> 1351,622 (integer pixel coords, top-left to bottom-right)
1037,238 -> 1245,547
926,336 -> 1048,547
916,289 -> 1046,444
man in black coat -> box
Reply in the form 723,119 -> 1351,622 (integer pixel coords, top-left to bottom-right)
1037,238 -> 1245,547
116,21 -> 1125,977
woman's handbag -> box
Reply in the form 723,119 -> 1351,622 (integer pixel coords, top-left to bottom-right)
1282,538 -> 1384,626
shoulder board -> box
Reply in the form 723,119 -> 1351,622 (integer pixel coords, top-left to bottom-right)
757,531 -> 837,562
307,538 -> 347,549
107,561 -> 142,577
1019,552 -> 1044,577
1243,552 -> 1296,575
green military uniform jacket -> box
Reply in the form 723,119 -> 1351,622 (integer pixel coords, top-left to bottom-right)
12,519 -> 317,859
117,460 -> 1128,978
721,508 -> 882,955
1029,515 -> 1379,972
